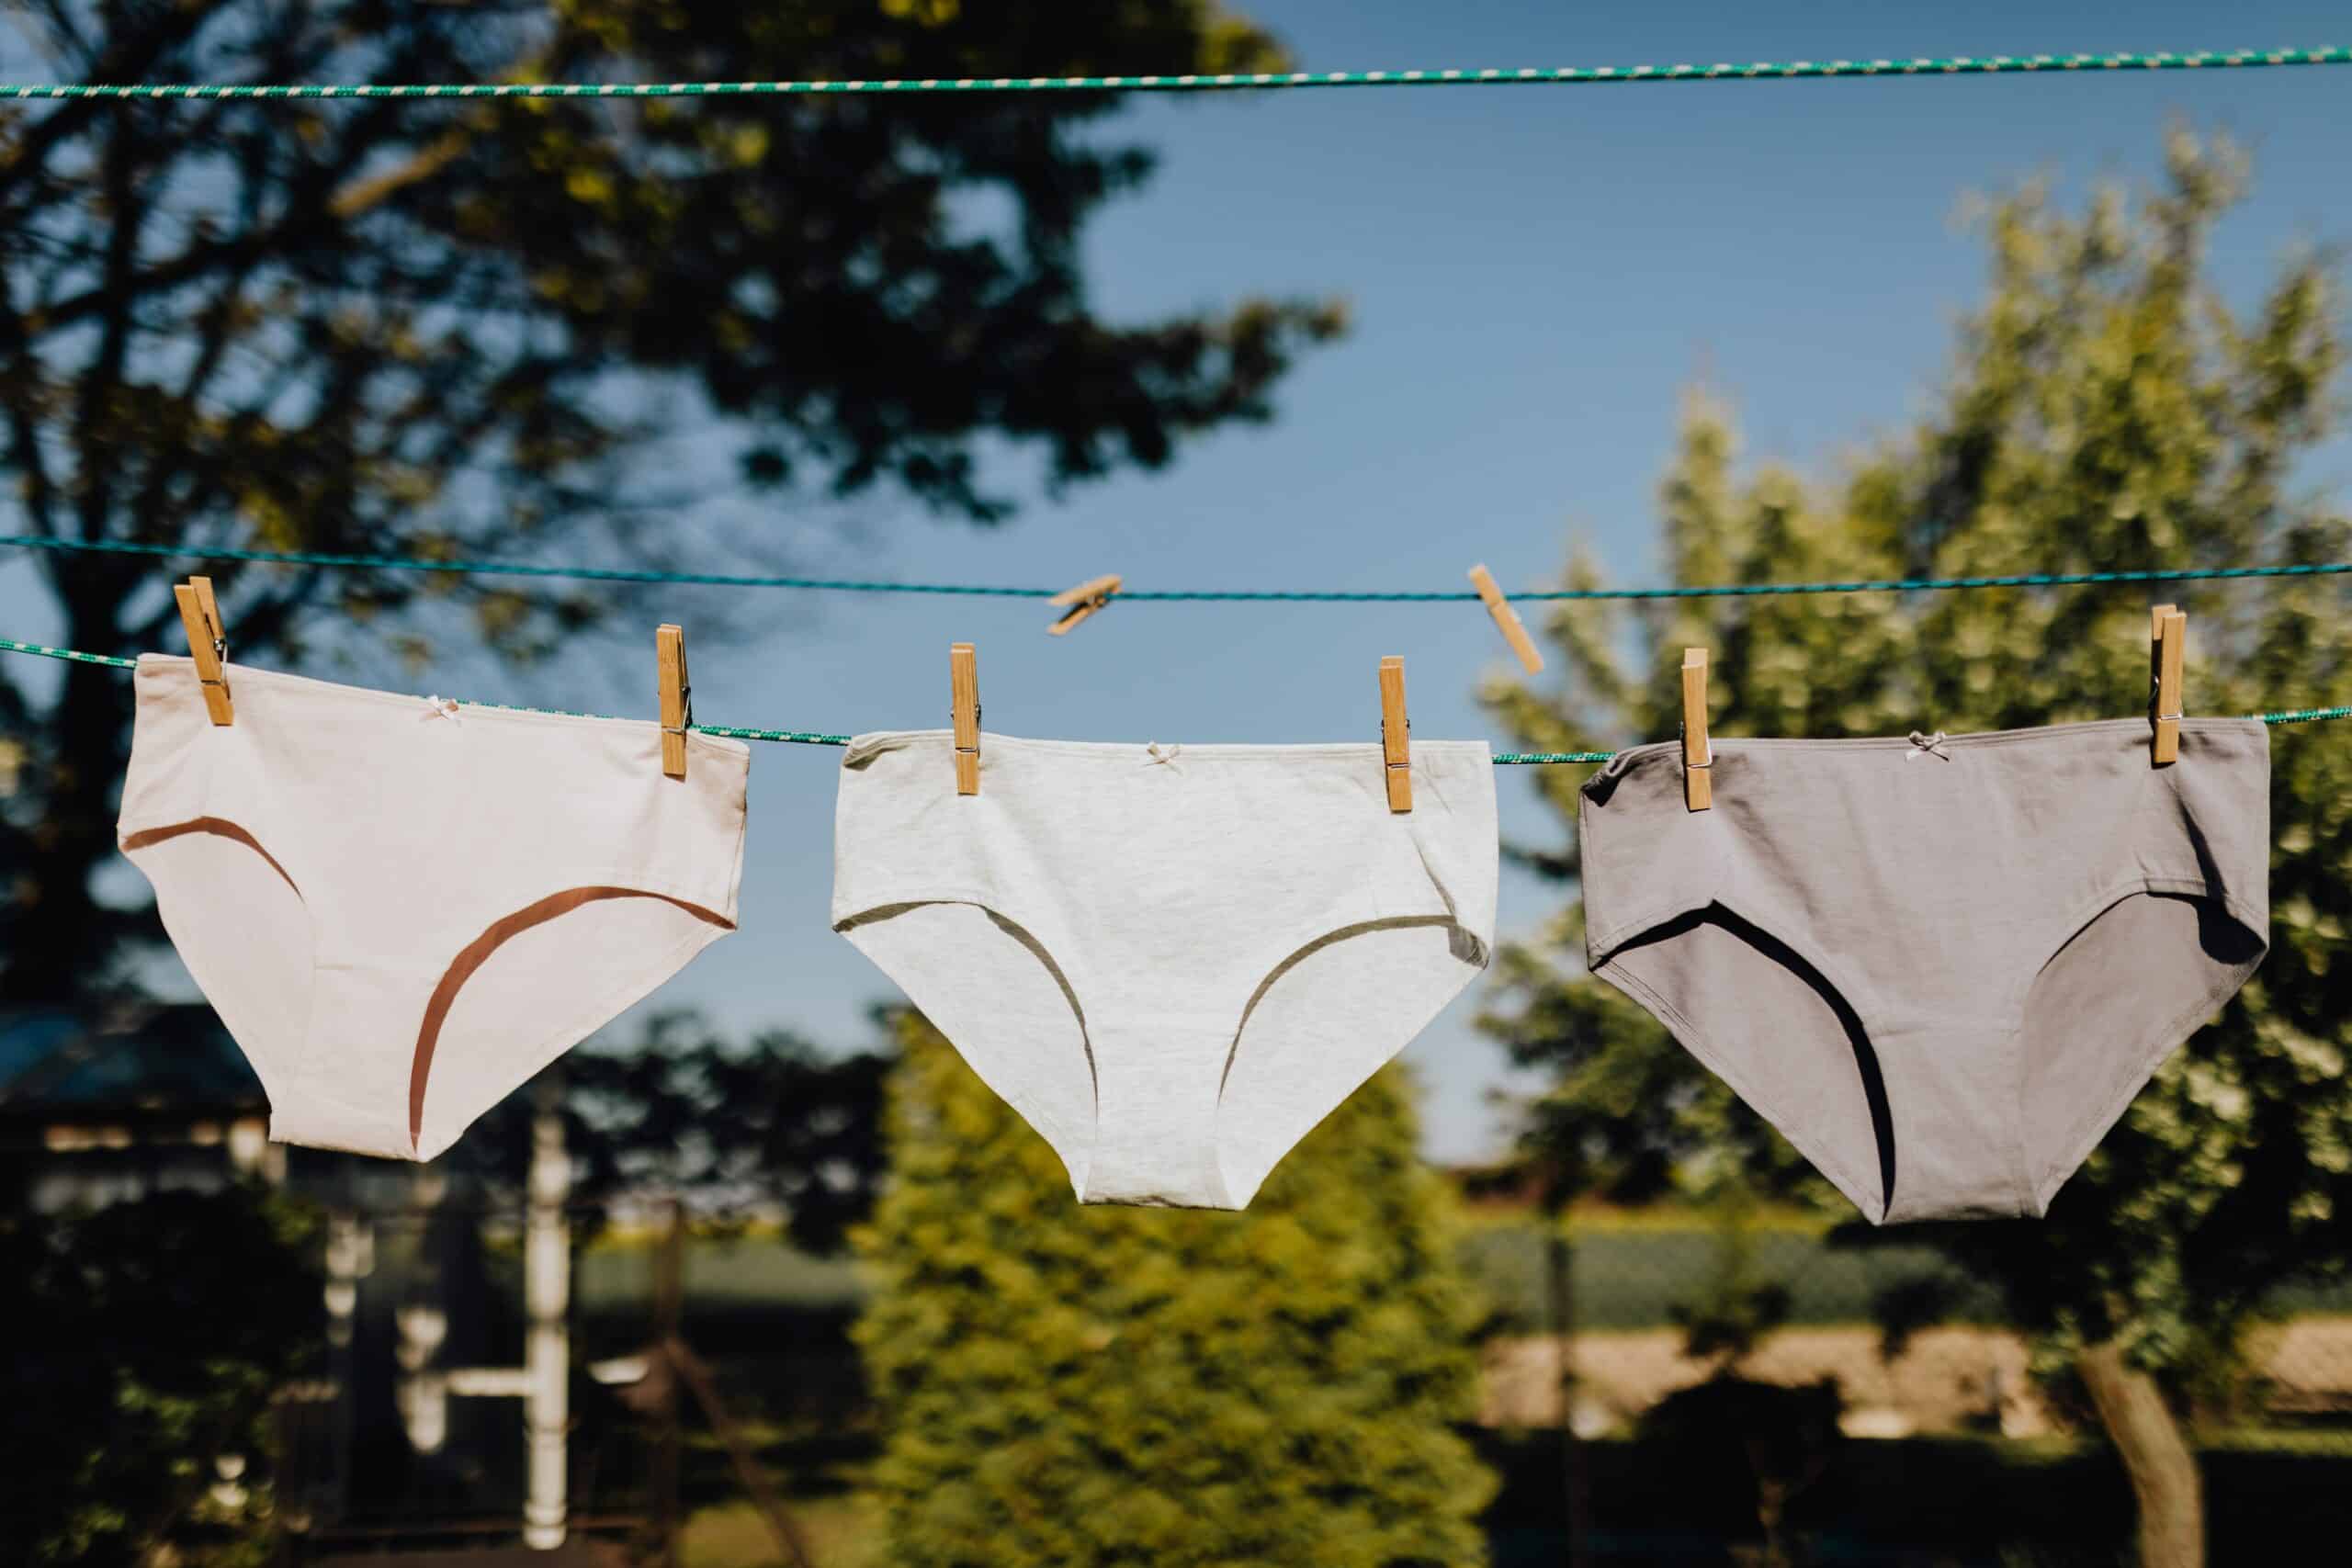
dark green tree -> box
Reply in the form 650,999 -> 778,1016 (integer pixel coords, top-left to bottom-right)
854,1013 -> 1497,1568
0,1186 -> 322,1566
1481,130 -> 2351,1568
0,0 -> 1341,1000
1664,1175 -> 1793,1374
454,1009 -> 891,1252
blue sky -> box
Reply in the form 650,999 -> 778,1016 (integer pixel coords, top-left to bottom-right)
10,1 -> 2352,1163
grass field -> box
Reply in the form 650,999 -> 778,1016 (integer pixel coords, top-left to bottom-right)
577,1230 -> 866,1313
684,1496 -> 881,1568
571,1213 -> 2352,1337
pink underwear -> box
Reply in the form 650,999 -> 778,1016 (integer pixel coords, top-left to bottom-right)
118,655 -> 748,1160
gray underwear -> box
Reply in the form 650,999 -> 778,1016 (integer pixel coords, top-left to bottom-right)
1577,717 -> 2269,1224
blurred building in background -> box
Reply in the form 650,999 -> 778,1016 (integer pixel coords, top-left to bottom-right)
0,1002 -> 277,1208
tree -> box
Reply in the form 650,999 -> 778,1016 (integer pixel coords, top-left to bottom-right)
1664,1175 -> 1793,1374
451,1009 -> 891,1253
0,0 -> 1342,1001
854,1012 -> 1497,1568
0,1185 -> 322,1566
1480,129 -> 2352,1568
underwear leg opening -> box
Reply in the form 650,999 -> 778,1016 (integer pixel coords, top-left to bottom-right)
834,898 -> 1100,1197
119,816 -> 310,1108
412,886 -> 733,1155
980,907 -> 1097,1115
120,816 -> 303,897
1215,913 -> 1479,1208
1220,913 -> 1461,1098
1614,905 -> 1898,1222
2023,886 -> 2267,1212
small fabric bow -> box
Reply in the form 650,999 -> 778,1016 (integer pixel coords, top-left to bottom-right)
421,694 -> 462,725
1143,741 -> 1182,770
1905,729 -> 1951,761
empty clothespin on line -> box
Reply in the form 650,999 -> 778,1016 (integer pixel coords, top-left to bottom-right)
1467,564 -> 1544,674
657,623 -> 690,780
1379,655 -> 1412,813
2150,604 -> 2187,766
1681,648 -> 1712,811
951,641 -> 981,795
174,575 -> 232,726
1047,574 -> 1123,637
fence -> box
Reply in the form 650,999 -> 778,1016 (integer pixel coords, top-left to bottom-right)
254,1183 -> 2352,1566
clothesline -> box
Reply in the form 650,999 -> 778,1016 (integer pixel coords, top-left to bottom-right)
1,46 -> 2345,101
6,534 -> 2350,605
5,634 -> 2346,763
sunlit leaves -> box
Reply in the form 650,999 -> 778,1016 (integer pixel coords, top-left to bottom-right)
1481,130 -> 2352,1393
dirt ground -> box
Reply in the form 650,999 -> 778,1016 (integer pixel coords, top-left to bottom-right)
1481,1317 -> 2352,1438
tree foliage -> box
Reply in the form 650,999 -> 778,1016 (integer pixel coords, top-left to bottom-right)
1482,128 -> 2351,1385
0,0 -> 1341,1001
1664,1178 -> 1795,1372
447,1009 -> 890,1253
854,1013 -> 1497,1568
0,1186 -> 322,1566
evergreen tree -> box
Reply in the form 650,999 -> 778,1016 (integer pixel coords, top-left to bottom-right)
1481,130 -> 2351,1568
854,1013 -> 1497,1568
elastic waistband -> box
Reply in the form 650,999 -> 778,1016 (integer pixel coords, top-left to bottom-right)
845,728 -> 1493,764
1598,715 -> 2264,774
137,652 -> 750,756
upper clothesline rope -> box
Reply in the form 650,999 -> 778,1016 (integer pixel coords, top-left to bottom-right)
6,533 -> 2350,604
4,634 -> 2347,764
1,45 -> 2346,100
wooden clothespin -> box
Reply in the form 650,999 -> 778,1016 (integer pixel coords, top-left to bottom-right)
173,576 -> 232,726
1047,574 -> 1123,637
1379,655 -> 1412,813
1467,564 -> 1544,674
656,624 -> 690,780
1680,648 -> 1712,811
2150,605 -> 2187,766
951,642 -> 981,795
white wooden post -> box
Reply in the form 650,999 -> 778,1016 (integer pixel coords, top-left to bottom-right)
522,1079 -> 571,1549
428,1079 -> 573,1549
394,1168 -> 450,1456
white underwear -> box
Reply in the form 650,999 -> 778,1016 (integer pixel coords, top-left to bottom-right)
118,655 -> 748,1160
831,731 -> 1497,1208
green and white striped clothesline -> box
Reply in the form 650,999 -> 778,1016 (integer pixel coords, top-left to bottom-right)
5,635 -> 2346,764
0,46 -> 2346,101
8,533 -> 2352,604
